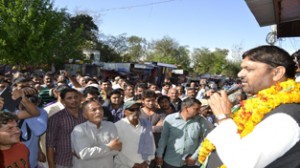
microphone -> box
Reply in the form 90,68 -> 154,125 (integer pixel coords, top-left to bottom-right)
225,84 -> 241,96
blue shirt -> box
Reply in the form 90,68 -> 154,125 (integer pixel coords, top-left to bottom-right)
20,108 -> 48,168
108,104 -> 124,123
156,112 -> 213,167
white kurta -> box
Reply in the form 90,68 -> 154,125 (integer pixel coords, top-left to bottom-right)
71,121 -> 119,168
207,113 -> 300,168
114,118 -> 155,168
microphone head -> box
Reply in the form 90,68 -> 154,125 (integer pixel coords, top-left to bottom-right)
226,84 -> 241,95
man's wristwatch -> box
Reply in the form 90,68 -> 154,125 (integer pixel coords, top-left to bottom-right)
216,114 -> 231,121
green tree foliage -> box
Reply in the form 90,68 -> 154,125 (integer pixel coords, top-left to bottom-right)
145,36 -> 191,70
0,0 -> 83,67
222,61 -> 241,78
95,41 -> 122,62
123,35 -> 147,62
103,33 -> 128,57
192,47 -> 240,76
192,47 -> 213,73
69,14 -> 98,43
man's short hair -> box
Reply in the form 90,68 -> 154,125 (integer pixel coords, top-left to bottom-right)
162,82 -> 171,87
124,83 -> 133,90
54,84 -> 70,94
83,86 -> 100,97
157,95 -> 170,103
0,112 -> 18,128
101,79 -> 111,85
134,82 -> 147,91
60,88 -> 80,100
108,89 -> 122,99
142,90 -> 156,99
181,98 -> 201,110
44,71 -> 54,78
81,100 -> 101,112
242,45 -> 296,78
186,87 -> 196,91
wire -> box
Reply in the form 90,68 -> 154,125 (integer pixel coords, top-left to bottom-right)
99,0 -> 179,12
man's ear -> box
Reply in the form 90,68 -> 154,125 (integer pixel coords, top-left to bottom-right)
273,66 -> 286,81
123,110 -> 129,117
82,111 -> 88,119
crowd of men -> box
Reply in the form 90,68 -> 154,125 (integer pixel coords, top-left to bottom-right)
0,66 -> 222,168
1,45 -> 300,168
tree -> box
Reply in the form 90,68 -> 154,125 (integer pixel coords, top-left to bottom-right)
102,33 -> 128,61
95,41 -> 122,62
145,36 -> 191,70
212,48 -> 229,74
0,0 -> 83,68
123,35 -> 147,62
192,47 -> 230,75
69,14 -> 99,45
222,61 -> 241,78
192,47 -> 214,74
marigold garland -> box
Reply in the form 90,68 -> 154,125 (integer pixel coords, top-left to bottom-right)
198,79 -> 300,167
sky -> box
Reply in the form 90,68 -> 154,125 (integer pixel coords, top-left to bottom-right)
53,0 -> 300,55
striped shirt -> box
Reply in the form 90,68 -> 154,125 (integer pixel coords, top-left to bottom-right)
46,108 -> 86,166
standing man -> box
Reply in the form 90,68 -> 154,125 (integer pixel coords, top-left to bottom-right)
114,100 -> 156,168
102,89 -> 124,122
156,98 -> 213,168
161,82 -> 171,96
140,90 -> 165,147
123,83 -> 134,103
40,84 -> 70,168
184,87 -> 196,99
71,100 -> 122,168
167,88 -> 182,112
200,45 -> 300,168
46,88 -> 86,168
0,112 -> 30,168
100,79 -> 112,101
39,72 -> 55,107
18,94 -> 48,168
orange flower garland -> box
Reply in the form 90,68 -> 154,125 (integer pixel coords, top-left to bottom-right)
198,79 -> 300,167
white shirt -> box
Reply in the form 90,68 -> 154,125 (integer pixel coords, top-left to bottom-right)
71,121 -> 119,168
39,101 -> 65,168
114,118 -> 155,168
44,101 -> 65,118
207,113 -> 300,168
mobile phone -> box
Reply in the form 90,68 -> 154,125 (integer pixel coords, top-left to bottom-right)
0,87 -> 22,112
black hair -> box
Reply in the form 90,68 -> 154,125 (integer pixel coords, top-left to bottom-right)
101,79 -> 111,85
107,89 -> 122,99
157,95 -> 170,103
124,83 -> 133,90
181,98 -> 201,110
55,84 -> 70,93
162,82 -> 171,87
83,86 -> 100,97
134,82 -> 148,91
142,90 -> 156,99
60,88 -> 80,100
86,78 -> 99,84
0,112 -> 18,127
242,45 -> 296,78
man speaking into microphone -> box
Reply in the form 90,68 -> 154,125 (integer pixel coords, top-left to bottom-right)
198,45 -> 300,168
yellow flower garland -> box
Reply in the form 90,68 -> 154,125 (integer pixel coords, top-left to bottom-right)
198,79 -> 300,167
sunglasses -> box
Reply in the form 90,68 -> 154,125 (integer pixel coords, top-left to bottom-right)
127,107 -> 140,112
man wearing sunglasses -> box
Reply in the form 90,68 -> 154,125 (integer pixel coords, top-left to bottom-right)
114,100 -> 155,168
